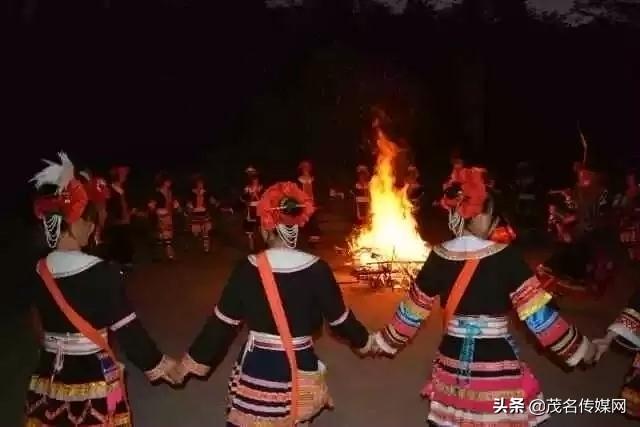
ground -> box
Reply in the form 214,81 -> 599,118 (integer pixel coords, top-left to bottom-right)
2,210 -> 640,427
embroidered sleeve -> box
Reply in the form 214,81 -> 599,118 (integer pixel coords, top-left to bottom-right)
376,281 -> 437,355
315,261 -> 369,349
188,262 -> 246,366
608,290 -> 640,348
510,276 -> 588,367
376,253 -> 442,355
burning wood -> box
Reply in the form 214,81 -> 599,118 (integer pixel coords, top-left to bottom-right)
348,128 -> 429,288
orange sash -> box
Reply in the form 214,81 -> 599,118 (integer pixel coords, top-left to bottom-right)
36,259 -> 129,417
442,258 -> 480,329
255,252 -> 299,424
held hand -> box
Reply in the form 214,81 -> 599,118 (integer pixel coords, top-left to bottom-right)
591,332 -> 616,363
145,355 -> 178,385
167,361 -> 189,385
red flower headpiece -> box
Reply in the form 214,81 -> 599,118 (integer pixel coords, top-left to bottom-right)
31,152 -> 88,225
441,167 -> 488,219
257,182 -> 315,231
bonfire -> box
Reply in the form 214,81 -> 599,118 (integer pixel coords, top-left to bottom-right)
348,129 -> 429,287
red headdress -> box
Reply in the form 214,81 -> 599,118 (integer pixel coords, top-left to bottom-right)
441,167 -> 488,220
257,181 -> 315,242
31,152 -> 89,247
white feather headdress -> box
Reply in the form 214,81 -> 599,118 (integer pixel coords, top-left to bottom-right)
30,152 -> 75,194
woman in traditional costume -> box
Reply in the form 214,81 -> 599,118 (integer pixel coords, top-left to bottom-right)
172,181 -> 372,426
615,170 -> 640,262
105,166 -> 134,270
590,288 -> 640,417
148,173 -> 180,261
241,166 -> 263,252
186,174 -> 217,253
26,153 -> 175,427
353,165 -> 370,225
538,165 -> 613,296
297,160 -> 320,243
373,166 -> 595,426
79,169 -> 110,246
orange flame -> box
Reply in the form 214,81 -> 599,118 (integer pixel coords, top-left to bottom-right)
349,129 -> 429,267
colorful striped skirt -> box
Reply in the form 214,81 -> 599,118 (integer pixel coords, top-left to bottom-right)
226,332 -> 332,427
423,316 -> 549,426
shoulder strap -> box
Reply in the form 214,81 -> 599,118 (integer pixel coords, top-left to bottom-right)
36,259 -> 117,363
255,252 -> 299,424
443,258 -> 480,329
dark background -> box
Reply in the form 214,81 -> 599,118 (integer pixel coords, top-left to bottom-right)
5,0 -> 640,216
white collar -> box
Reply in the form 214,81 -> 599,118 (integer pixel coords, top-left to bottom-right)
248,248 -> 319,273
44,251 -> 103,278
441,235 -> 493,252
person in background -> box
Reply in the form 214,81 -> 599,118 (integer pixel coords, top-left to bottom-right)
539,164 -> 612,296
373,166 -> 596,426
170,181 -> 372,426
105,165 -> 135,271
297,160 -> 320,243
353,165 -> 371,225
25,152 -> 175,426
186,174 -> 218,253
79,169 -> 110,247
241,166 -> 263,252
406,164 -> 424,209
614,170 -> 640,261
148,173 -> 180,261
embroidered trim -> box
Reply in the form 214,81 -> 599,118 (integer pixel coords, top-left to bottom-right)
373,331 -> 397,355
433,242 -> 507,261
28,376 -> 118,401
182,353 -> 211,377
110,313 -> 137,331
329,310 -> 350,327
145,355 -> 175,382
215,306 -> 242,326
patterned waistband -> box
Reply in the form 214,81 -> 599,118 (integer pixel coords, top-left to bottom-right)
247,331 -> 313,352
191,207 -> 207,213
446,316 -> 509,339
43,331 -> 106,356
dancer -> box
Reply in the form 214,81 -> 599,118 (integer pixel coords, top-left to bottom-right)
615,170 -> 640,261
241,166 -> 263,252
406,165 -> 424,210
539,165 -> 612,296
353,165 -> 370,225
148,173 -> 180,261
186,174 -> 217,253
105,165 -> 134,270
373,166 -> 595,426
298,160 -> 320,243
26,153 -> 174,427
171,181 -> 371,426
590,288 -> 640,417
79,169 -> 109,246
